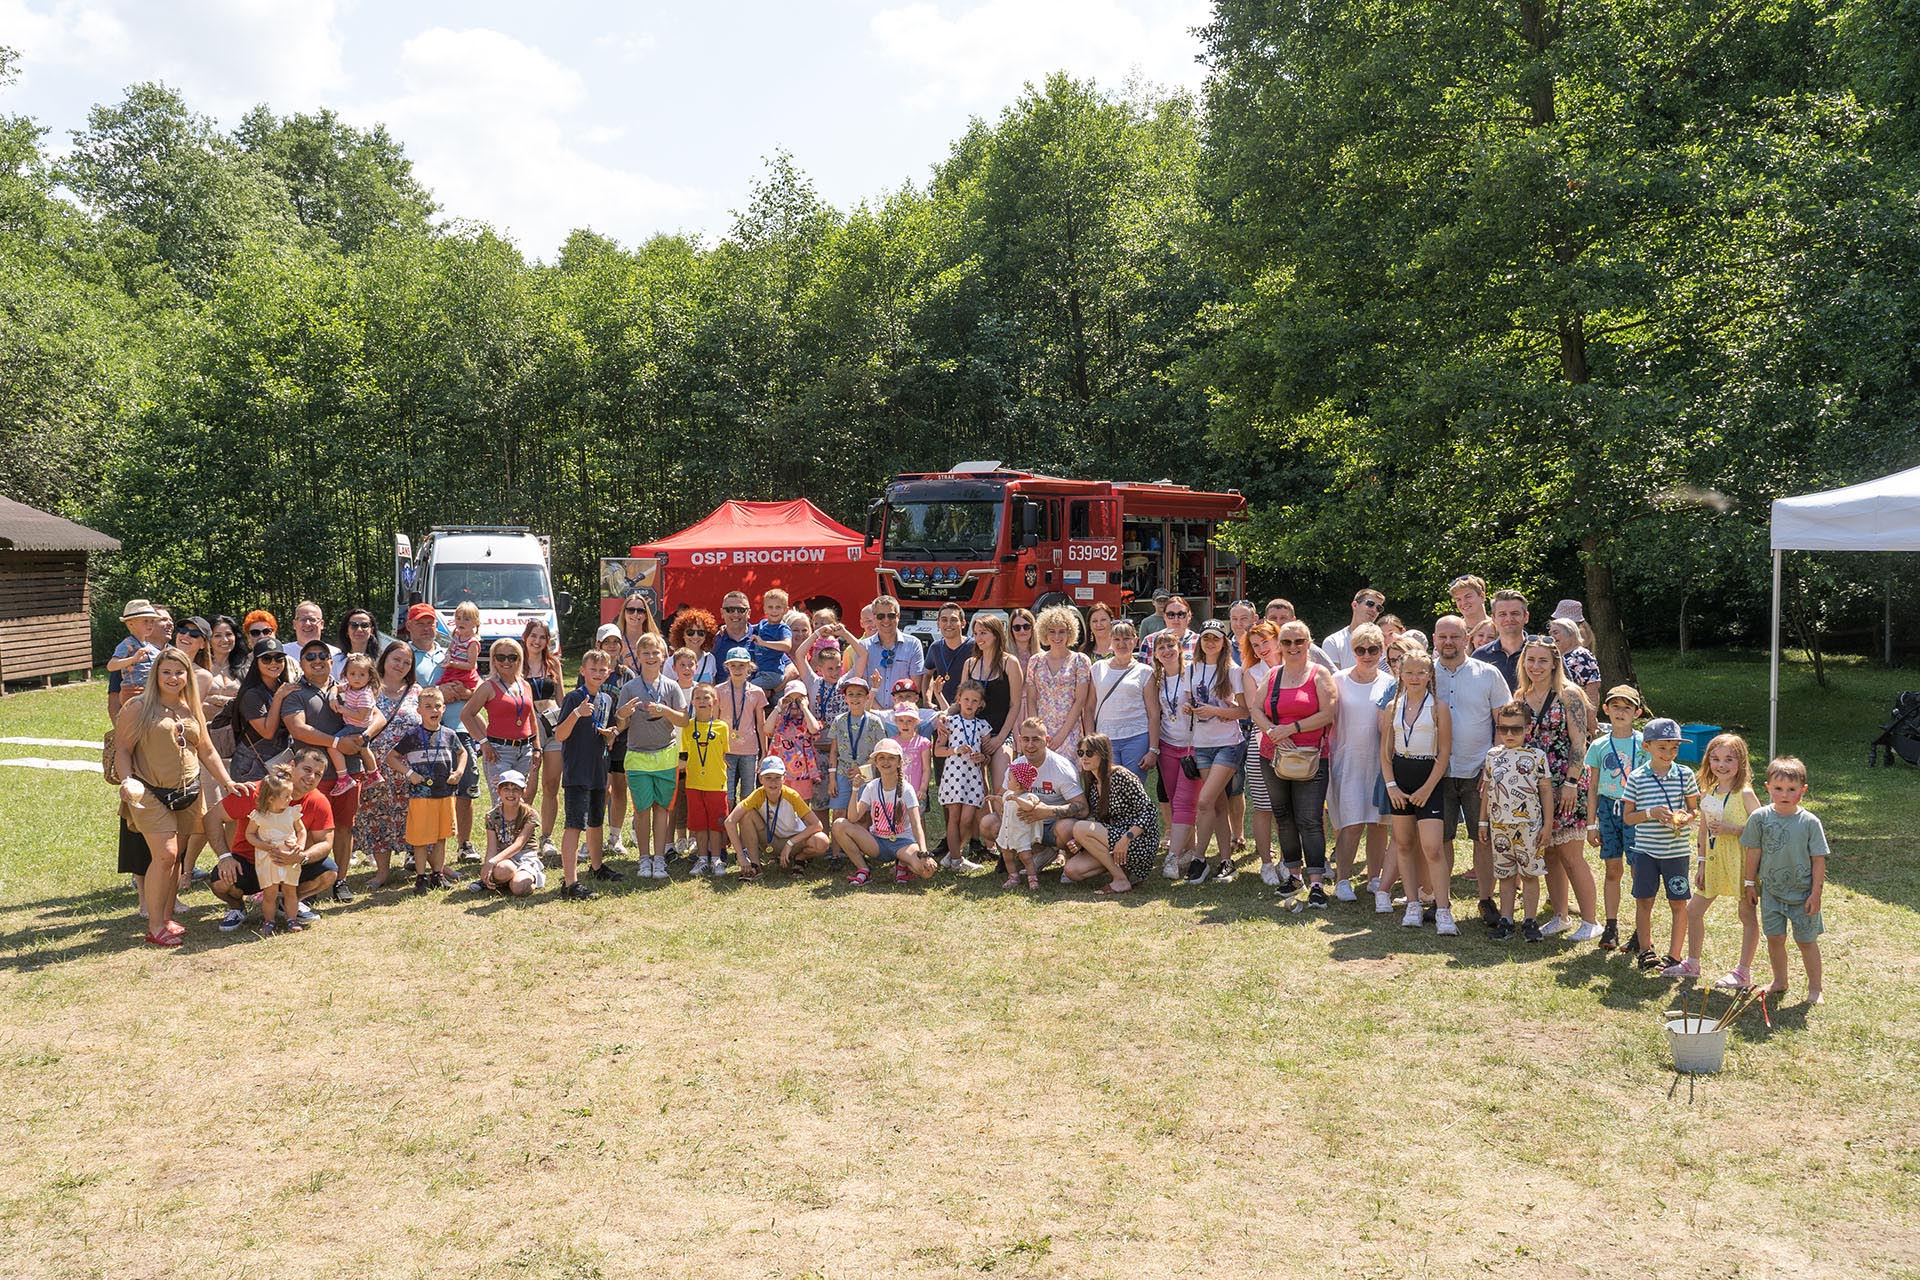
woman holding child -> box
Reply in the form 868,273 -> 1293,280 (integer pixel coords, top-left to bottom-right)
353,640 -> 421,888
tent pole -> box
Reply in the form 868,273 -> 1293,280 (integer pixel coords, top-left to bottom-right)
1769,549 -> 1782,759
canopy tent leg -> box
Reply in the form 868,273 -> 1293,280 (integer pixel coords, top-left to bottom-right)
1769,549 -> 1782,759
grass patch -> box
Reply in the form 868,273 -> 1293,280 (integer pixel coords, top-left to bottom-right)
0,651 -> 1916,1277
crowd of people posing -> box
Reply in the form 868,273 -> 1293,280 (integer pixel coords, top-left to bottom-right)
102,576 -> 1829,1004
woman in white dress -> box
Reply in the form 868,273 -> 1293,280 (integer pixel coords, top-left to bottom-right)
1326,622 -> 1390,903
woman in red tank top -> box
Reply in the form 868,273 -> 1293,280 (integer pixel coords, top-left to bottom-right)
465,638 -> 540,812
1249,621 -> 1340,904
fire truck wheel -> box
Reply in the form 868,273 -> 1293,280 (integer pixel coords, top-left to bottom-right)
1033,591 -> 1071,612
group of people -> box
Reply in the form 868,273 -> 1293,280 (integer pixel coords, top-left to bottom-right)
103,576 -> 1829,1003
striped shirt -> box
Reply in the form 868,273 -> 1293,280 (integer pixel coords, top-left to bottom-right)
1625,762 -> 1700,861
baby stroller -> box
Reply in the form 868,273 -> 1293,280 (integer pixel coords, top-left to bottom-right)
1870,692 -> 1920,767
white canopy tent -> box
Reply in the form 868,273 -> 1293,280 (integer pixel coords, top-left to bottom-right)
1769,463 -> 1920,755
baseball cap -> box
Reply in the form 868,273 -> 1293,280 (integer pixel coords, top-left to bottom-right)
757,756 -> 786,775
841,674 -> 870,690
891,677 -> 919,696
1199,619 -> 1230,637
407,602 -> 437,624
724,646 -> 754,666
891,701 -> 919,720
120,598 -> 159,621
871,738 -> 903,758
1642,717 -> 1682,742
1152,589 -> 1171,602
1602,684 -> 1642,709
781,680 -> 807,699
496,770 -> 527,789
250,636 -> 285,660
595,622 -> 623,643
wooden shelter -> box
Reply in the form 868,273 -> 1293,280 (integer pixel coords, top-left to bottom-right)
0,497 -> 121,691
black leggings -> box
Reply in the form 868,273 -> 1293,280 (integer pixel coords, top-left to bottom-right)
1264,756 -> 1329,872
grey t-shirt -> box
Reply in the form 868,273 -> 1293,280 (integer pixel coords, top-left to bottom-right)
285,676 -> 367,778
616,671 -> 688,755
1740,805 -> 1829,899
1433,656 -> 1512,778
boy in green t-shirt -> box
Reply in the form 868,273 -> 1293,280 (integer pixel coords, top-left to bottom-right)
1740,756 -> 1828,1004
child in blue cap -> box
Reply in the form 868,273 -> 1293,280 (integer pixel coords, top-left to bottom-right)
1621,717 -> 1701,973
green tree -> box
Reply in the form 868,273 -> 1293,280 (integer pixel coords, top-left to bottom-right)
233,106 -> 436,253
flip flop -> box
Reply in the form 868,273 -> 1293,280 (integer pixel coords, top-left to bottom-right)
144,930 -> 182,948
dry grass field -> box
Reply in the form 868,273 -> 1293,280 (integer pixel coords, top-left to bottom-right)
2,651 -> 1917,1279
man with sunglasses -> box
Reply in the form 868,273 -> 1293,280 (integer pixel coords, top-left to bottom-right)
1434,614 -> 1514,927
1321,588 -> 1385,670
857,595 -> 924,704
281,639 -> 388,901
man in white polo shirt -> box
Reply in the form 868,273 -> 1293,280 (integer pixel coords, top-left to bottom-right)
1432,614 -> 1511,927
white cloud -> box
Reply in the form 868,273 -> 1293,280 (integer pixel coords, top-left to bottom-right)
594,31 -> 656,63
353,26 -> 709,259
0,0 -> 344,117
869,0 -> 1208,109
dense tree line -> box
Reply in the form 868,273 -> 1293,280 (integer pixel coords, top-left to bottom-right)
1,6 -> 1916,664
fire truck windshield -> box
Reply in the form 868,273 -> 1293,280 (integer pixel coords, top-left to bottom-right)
884,500 -> 1000,560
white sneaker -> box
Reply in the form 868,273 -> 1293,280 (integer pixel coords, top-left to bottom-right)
706,857 -> 726,877
1401,903 -> 1423,928
1539,915 -> 1572,937
692,855 -> 710,876
1368,877 -> 1380,894
1568,920 -> 1603,943
1333,880 -> 1357,903
1162,851 -> 1181,879
651,854 -> 668,879
1435,909 -> 1459,936
1375,890 -> 1393,914
607,836 -> 627,858
541,840 -> 559,861
1260,863 -> 1280,887
942,853 -> 983,872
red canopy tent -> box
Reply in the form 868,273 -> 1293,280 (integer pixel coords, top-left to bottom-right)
611,499 -> 876,625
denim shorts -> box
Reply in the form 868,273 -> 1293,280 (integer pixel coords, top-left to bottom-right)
872,833 -> 915,862
1760,891 -> 1822,942
1191,741 -> 1243,773
1631,850 -> 1692,901
563,785 -> 607,832
1594,794 -> 1634,860
831,774 -> 856,811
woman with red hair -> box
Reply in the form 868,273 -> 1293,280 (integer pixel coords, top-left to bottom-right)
670,607 -> 719,684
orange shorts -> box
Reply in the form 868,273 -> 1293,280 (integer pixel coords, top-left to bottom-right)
405,796 -> 455,846
686,788 -> 728,833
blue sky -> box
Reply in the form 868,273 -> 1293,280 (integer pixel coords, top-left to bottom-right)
0,0 -> 1209,259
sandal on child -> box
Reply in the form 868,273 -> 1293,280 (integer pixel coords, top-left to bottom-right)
1714,967 -> 1752,991
846,868 -> 870,886
893,867 -> 914,884
1635,948 -> 1660,971
144,929 -> 183,948
1025,871 -> 1040,890
1001,874 -> 1021,889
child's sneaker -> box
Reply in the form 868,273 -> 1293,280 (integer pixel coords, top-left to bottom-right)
1568,920 -> 1602,943
458,842 -> 480,863
562,880 -> 598,901
258,920 -> 276,938
1306,883 -> 1328,909
1661,957 -> 1701,978
326,777 -> 351,796
1161,851 -> 1181,879
1401,903 -> 1423,929
651,854 -> 669,879
1521,919 -> 1544,943
1539,915 -> 1571,937
413,873 -> 431,895
1260,863 -> 1280,887
1434,909 -> 1459,936
1492,917 -> 1515,941
1598,922 -> 1621,951
1374,889 -> 1393,914
606,835 -> 626,858
692,855 -> 711,876
1478,897 -> 1500,928
1715,966 -> 1753,991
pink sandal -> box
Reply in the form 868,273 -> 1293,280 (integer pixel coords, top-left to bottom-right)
847,868 -> 871,886
1025,871 -> 1040,890
144,930 -> 182,948
893,867 -> 914,884
1001,873 -> 1020,889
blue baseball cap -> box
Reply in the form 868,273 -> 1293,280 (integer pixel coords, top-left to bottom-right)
1642,717 -> 1682,742
724,646 -> 754,666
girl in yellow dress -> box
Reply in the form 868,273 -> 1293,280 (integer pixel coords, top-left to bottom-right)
1688,732 -> 1762,989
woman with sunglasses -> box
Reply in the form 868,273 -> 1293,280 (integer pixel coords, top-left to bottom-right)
1006,608 -> 1040,666
1516,635 -> 1602,941
1147,630 -> 1201,878
1327,623 -> 1390,903
239,610 -> 278,677
115,646 -> 236,944
669,607 -> 720,685
169,617 -> 223,889
1056,733 -> 1157,894
1251,620 -> 1340,903
1181,620 -> 1248,882
354,639 -> 422,888
231,637 -> 295,781
1159,596 -> 1196,658
465,637 -> 541,808
332,607 -> 385,682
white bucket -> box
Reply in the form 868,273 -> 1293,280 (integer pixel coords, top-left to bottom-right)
1664,1014 -> 1728,1074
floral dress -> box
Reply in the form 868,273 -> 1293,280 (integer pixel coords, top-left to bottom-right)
355,684 -> 421,860
1026,650 -> 1092,750
1561,646 -> 1602,690
1522,691 -> 1588,840
767,703 -> 821,789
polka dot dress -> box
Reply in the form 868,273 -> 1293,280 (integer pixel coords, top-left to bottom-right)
938,714 -> 991,806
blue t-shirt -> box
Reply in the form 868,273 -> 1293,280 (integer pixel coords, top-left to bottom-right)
860,634 -> 926,698
749,619 -> 791,681
114,635 -> 158,692
1625,761 -> 1700,861
558,685 -> 616,788
396,724 -> 463,799
1584,729 -> 1648,800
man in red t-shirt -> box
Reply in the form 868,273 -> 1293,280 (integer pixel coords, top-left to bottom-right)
208,745 -> 339,931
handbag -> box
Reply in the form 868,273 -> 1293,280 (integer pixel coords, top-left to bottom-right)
1273,745 -> 1320,782
1179,753 -> 1202,780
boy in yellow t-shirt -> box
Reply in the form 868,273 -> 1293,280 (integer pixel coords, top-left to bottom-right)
727,756 -> 830,877
649,683 -> 731,875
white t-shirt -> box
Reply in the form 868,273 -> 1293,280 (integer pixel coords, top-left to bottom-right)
858,778 -> 919,838
1185,660 -> 1244,748
1091,659 -> 1153,740
1321,626 -> 1354,671
1010,749 -> 1083,806
1153,668 -> 1194,749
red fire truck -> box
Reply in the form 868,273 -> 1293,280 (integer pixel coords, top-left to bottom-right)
867,461 -> 1248,634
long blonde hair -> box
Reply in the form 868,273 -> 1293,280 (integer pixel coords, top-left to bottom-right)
127,646 -> 208,743
1516,635 -> 1587,753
